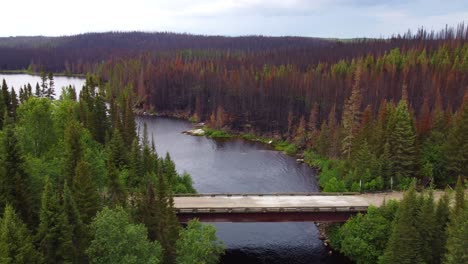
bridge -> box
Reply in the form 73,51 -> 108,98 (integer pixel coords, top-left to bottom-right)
174,192 -> 409,223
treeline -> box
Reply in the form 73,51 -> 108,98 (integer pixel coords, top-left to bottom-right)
0,77 -> 224,264
98,26 -> 468,190
328,179 -> 467,264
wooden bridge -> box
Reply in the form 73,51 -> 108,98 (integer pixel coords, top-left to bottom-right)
174,192 -> 408,223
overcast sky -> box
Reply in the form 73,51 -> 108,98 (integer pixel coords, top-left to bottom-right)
2,0 -> 467,38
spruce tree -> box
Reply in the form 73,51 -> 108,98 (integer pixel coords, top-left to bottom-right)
433,192 -> 450,264
106,162 -> 127,207
47,72 -> 55,99
128,139 -> 144,190
416,191 -> 437,264
444,177 -> 467,264
107,129 -> 127,169
381,184 -> 424,264
73,160 -> 101,225
63,182 -> 86,263
444,93 -> 468,182
0,205 -> 42,264
9,88 -> 18,118
388,99 -> 418,182
341,65 -> 362,159
0,122 -> 33,226
1,80 -> 10,112
63,120 -> 83,186
36,177 -> 73,263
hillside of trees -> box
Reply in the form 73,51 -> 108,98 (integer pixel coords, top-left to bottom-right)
328,179 -> 467,264
1,25 -> 466,191
0,77 -> 224,264
96,25 -> 468,191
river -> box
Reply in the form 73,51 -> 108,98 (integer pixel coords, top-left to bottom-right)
1,74 -> 348,264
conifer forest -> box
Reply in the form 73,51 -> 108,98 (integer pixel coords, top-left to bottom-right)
0,13 -> 466,264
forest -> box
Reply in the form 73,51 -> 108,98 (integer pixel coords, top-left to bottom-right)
93,25 -> 467,191
0,24 -> 467,264
0,77 -> 224,264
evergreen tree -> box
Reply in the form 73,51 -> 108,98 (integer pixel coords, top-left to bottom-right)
444,177 -> 467,264
381,184 -> 423,264
106,161 -> 127,207
107,129 -> 127,169
63,182 -> 86,263
73,160 -> 101,225
136,184 -> 159,241
92,92 -> 108,144
0,122 -> 33,226
128,139 -> 144,190
443,93 -> 468,182
0,205 -> 42,264
416,191 -> 437,264
63,120 -> 83,186
342,65 -> 362,159
47,72 -> 55,99
40,71 -> 48,97
36,177 -> 73,263
9,88 -> 18,118
433,192 -> 450,264
388,99 -> 418,182
0,86 -> 5,129
1,79 -> 10,112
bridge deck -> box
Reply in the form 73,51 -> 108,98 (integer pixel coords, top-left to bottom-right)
174,195 -> 371,210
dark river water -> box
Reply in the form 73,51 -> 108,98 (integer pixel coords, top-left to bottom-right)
1,74 -> 348,264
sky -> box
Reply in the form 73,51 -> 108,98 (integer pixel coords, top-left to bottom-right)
2,0 -> 467,38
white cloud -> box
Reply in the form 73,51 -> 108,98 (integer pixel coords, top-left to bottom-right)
0,0 -> 466,37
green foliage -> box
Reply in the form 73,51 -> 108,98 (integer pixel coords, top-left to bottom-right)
0,205 -> 42,264
86,207 -> 162,264
73,160 -> 101,225
0,122 -> 34,225
36,177 -> 73,263
444,177 -> 467,264
388,99 -> 418,182
204,128 -> 233,139
15,97 -> 56,157
340,206 -> 394,263
381,184 -> 424,263
176,219 -> 224,264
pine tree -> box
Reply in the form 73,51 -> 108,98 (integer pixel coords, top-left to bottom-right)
0,205 -> 42,264
73,160 -> 101,225
0,122 -> 33,226
36,177 -> 73,263
381,184 -> 424,264
388,99 -> 418,182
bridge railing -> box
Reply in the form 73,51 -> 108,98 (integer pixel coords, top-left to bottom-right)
174,192 -> 360,197
175,206 -> 368,214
